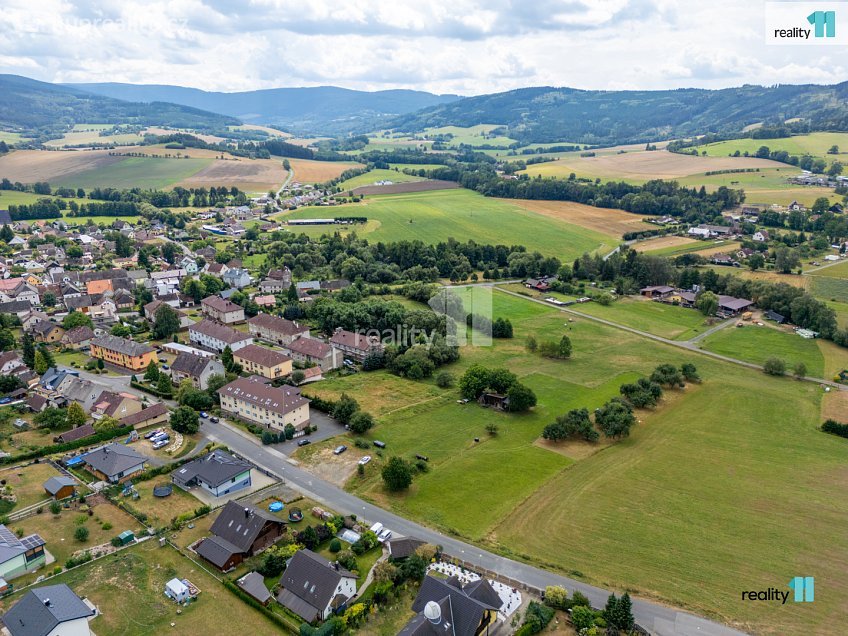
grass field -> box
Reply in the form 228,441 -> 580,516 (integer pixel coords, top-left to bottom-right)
337,168 -> 424,190
808,275 -> 848,303
286,189 -> 615,258
640,238 -> 742,259
292,288 -> 846,633
424,124 -> 517,147
572,297 -> 710,340
0,462 -> 64,510
286,157 -> 361,184
699,324 -> 826,377
0,540 -> 280,636
132,480 -> 206,527
674,167 -> 838,207
389,163 -> 446,172
698,132 -> 848,163
0,131 -> 24,144
45,130 -> 145,148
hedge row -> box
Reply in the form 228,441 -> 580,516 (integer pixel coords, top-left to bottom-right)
1,426 -> 132,464
300,393 -> 336,414
130,380 -> 173,399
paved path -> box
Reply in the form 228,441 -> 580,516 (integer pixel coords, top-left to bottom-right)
201,417 -> 747,636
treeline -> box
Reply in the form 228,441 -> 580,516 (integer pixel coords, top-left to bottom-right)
66,201 -> 142,217
8,199 -> 66,220
144,133 -> 350,162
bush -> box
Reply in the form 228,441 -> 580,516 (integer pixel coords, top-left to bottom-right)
74,526 -> 89,542
49,501 -> 61,515
435,371 -> 455,388
571,605 -> 596,631
329,538 -> 342,553
764,357 -> 786,376
336,549 -> 357,571
822,419 -> 848,438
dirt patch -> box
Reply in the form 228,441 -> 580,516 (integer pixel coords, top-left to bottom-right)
300,448 -> 361,487
822,389 -> 848,421
635,235 -> 699,252
509,199 -> 654,237
352,179 -> 459,196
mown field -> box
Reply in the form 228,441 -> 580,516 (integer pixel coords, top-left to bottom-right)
57,157 -> 211,190
698,132 -> 848,163
337,168 -> 424,190
571,296 -> 710,340
674,167 -> 838,207
296,289 -> 846,634
285,189 -> 615,259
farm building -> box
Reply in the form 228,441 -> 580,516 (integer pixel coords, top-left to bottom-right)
478,393 -> 509,411
640,285 -> 675,299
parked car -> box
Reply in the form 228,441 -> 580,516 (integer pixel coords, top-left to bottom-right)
144,429 -> 163,439
333,445 -> 347,455
152,439 -> 169,449
0,398 -> 10,405
373,440 -> 386,449
199,411 -> 209,419
161,364 -> 169,370
209,416 -> 219,423
297,439 -> 311,447
415,454 -> 429,461
358,456 -> 371,466
369,522 -> 383,535
378,529 -> 392,542
150,433 -> 169,443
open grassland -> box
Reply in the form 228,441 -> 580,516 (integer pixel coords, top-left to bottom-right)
674,167 -> 837,207
286,189 -> 613,259
505,199 -> 654,238
699,324 -> 828,377
229,123 -> 291,137
0,131 -> 24,144
0,190 -> 62,207
807,259 -> 848,279
698,132 -> 848,163
337,168 -> 424,190
822,389 -> 848,421
808,275 -> 848,303
142,127 -> 227,144
572,297 -> 711,340
0,540 -> 279,636
389,163 -> 446,172
0,462 -> 64,510
296,288 -> 846,633
824,300 -> 848,329
58,156 -> 211,190
520,149 -> 783,181
44,130 -> 146,148
0,149 -> 126,184
424,124 -> 517,147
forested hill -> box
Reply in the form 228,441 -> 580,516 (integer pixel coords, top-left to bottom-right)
67,83 -> 460,135
0,74 -> 239,135
391,83 -> 848,145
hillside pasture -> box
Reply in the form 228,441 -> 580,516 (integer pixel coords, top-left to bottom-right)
44,130 -> 145,148
698,132 -> 848,163
58,156 -> 211,190
285,188 -> 613,258
0,149 -> 125,184
337,168 -> 424,190
506,199 -> 654,239
674,167 -> 836,207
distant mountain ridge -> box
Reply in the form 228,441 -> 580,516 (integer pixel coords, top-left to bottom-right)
390,83 -> 848,145
67,82 -> 461,135
0,74 -> 238,135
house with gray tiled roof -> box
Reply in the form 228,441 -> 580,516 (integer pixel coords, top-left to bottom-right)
1,583 -> 94,636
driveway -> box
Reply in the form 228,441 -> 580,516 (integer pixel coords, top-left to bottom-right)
263,410 -> 346,455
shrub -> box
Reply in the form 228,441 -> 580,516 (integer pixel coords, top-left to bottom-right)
49,501 -> 61,515
571,605 -> 596,631
822,419 -> 848,438
764,357 -> 786,376
435,371 -> 455,388
336,549 -> 357,571
74,526 -> 89,542
329,538 -> 342,553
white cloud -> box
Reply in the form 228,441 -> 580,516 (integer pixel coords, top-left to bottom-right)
0,0 -> 845,94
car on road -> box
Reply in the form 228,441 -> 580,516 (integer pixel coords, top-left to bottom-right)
333,445 -> 347,455
161,364 -> 169,370
369,522 -> 383,535
199,411 -> 209,419
297,439 -> 311,447
358,456 -> 371,466
209,416 -> 219,423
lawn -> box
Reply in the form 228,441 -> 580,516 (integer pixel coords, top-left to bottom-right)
0,540 -> 280,636
572,296 -> 710,340
287,189 -> 614,258
337,168 -> 424,190
56,156 -> 212,190
0,462 -> 66,511
675,167 -> 838,207
699,324 -> 826,377
132,480 -> 207,528
807,259 -> 848,279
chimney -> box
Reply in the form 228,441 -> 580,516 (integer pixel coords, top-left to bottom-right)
43,598 -> 51,607
244,507 -> 250,519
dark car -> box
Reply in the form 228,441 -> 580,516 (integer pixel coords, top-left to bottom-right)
373,440 -> 386,449
209,416 -> 219,423
297,439 -> 311,447
333,445 -> 347,455
415,454 -> 429,461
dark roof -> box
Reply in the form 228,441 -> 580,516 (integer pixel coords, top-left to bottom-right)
0,301 -> 31,314
0,525 -> 45,568
43,476 -> 76,495
83,443 -> 146,478
403,574 -> 502,636
119,402 -> 169,427
276,588 -> 322,623
0,210 -> 11,225
233,344 -> 292,368
717,295 -> 754,311
463,579 -> 502,608
764,310 -> 786,323
170,352 -> 216,378
286,337 -> 331,359
32,321 -> 62,336
330,329 -> 381,352
278,550 -> 355,620
173,450 -> 251,489
196,535 -> 242,568
190,319 -> 252,345
388,536 -> 426,559
56,423 -> 96,443
217,376 -> 308,417
237,571 -> 272,604
2,583 -> 94,636
209,500 -> 284,553
62,326 -> 94,343
248,313 -> 308,336
26,395 -> 48,411
90,335 -> 154,358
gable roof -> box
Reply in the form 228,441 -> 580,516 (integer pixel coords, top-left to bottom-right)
403,574 -> 503,636
330,328 -> 380,352
248,313 -> 308,337
62,326 -> 94,343
195,534 -> 243,568
2,583 -> 94,636
173,450 -> 251,489
119,402 -> 169,428
190,319 -> 251,345
170,352 -> 217,378
286,337 -> 331,359
233,344 -> 292,369
217,376 -> 308,417
90,335 -> 154,358
43,476 -> 76,496
237,571 -> 272,605
55,423 -> 96,443
208,500 -> 284,553
201,295 -> 243,313
278,549 -> 355,619
83,444 -> 145,478
388,536 -> 426,559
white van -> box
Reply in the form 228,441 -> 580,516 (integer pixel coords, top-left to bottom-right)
369,522 -> 383,535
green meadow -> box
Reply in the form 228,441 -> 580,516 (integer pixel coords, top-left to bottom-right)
337,168 -> 424,190
286,189 -> 614,258
56,156 -> 211,190
571,296 -> 710,340
698,132 -> 848,163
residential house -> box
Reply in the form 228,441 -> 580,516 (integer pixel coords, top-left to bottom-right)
61,326 -> 95,350
0,525 -> 46,581
218,375 -> 310,434
203,262 -> 229,278
172,449 -> 252,497
195,501 -> 286,571
54,423 -> 96,444
710,253 -> 738,267
1,583 -> 94,636
180,256 -> 199,274
788,200 -> 804,211
253,294 -> 276,308
90,390 -> 142,421
276,549 -> 357,622
90,335 -> 158,372
119,402 -> 170,430
21,311 -> 50,333
266,267 -> 292,285
143,300 -> 193,330
387,537 -> 426,560
0,352 -> 25,376
640,285 -> 675,299
189,319 -> 253,353
232,345 -> 292,380
398,574 -> 503,636
222,268 -> 252,289
201,296 -> 245,324
112,288 -> 135,310
688,224 -> 735,238
248,314 -> 309,346
32,321 -> 65,344
83,444 -> 147,483
0,300 -> 34,318
25,395 -> 48,413
524,276 -> 557,292
752,230 -> 771,242
55,375 -> 100,411
330,328 -> 384,363
258,278 -> 289,294
284,337 -> 342,372
43,476 -> 76,500
319,279 -> 351,292
170,353 -> 225,390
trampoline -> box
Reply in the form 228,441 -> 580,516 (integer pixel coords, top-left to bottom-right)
288,507 -> 303,522
153,484 -> 173,497
268,501 -> 284,513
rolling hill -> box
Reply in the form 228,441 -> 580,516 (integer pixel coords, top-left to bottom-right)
0,74 -> 239,136
68,82 -> 460,135
390,83 -> 848,145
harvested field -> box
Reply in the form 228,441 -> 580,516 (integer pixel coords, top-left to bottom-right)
0,149 -> 124,183
143,127 -> 227,144
506,199 -> 654,238
352,179 -> 459,196
634,235 -> 699,252
287,157 -> 360,184
178,156 -> 287,192
822,389 -> 848,421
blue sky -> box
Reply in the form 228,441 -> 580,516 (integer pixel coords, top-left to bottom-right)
1,0 -> 846,93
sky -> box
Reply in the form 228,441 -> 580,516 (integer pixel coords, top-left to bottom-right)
1,0 -> 847,95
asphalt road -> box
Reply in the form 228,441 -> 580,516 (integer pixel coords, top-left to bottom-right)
201,417 -> 748,636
